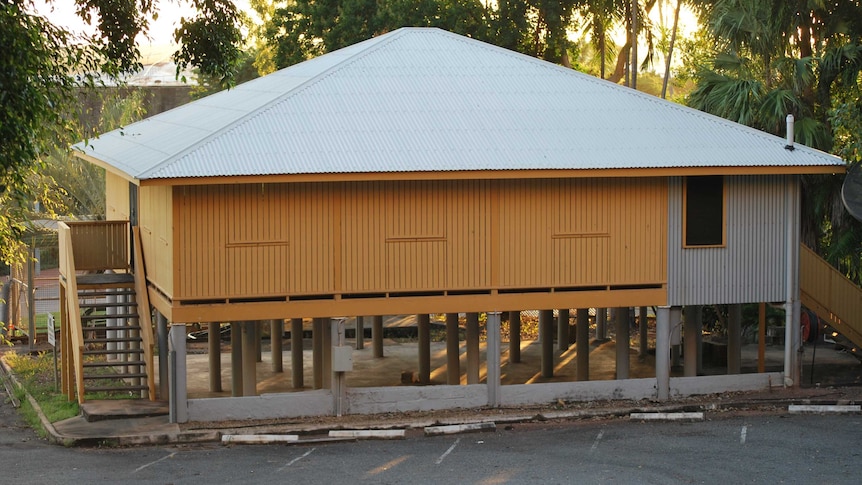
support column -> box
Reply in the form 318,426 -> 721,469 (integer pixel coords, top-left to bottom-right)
322,317 -> 332,389
508,311 -> 521,364
638,306 -> 649,360
487,312 -> 501,407
656,306 -> 671,400
576,308 -> 590,381
787,299 -> 802,385
230,322 -> 242,396
727,304 -> 742,374
596,308 -> 607,340
466,312 -> 480,384
313,318 -> 323,389
271,319 -> 283,373
332,318 -> 346,416
208,322 -> 222,392
696,314 -> 704,375
290,318 -> 304,388
156,312 -> 170,399
670,306 -> 682,369
118,294 -> 129,367
417,313 -> 431,384
254,321 -> 263,363
372,315 -> 384,358
355,316 -> 365,350
683,306 -> 701,377
106,292 -> 118,360
241,321 -> 257,396
168,324 -> 188,423
557,309 -> 570,351
540,309 -> 554,378
785,174 -> 802,387
446,313 -> 460,385
615,307 -> 630,379
758,303 -> 766,373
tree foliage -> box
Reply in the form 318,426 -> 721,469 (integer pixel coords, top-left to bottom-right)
263,0 -> 605,70
0,0 -> 243,266
687,0 -> 862,281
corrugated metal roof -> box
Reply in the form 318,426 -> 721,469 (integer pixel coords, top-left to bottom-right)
74,27 -> 844,181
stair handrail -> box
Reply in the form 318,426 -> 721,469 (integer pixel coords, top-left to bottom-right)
57,222 -> 87,403
132,227 -> 157,400
799,244 -> 862,348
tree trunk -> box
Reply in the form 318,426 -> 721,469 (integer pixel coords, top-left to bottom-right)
607,41 -> 632,84
631,0 -> 638,90
599,25 -> 606,79
661,0 -> 682,99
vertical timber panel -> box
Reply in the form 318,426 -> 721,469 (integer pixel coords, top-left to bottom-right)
176,185 -> 228,300
226,184 -> 290,297
447,180 -> 491,290
105,171 -> 131,221
288,183 -> 334,294
341,181 -> 386,292
139,185 -> 174,297
385,181 -> 446,291
552,178 -> 610,286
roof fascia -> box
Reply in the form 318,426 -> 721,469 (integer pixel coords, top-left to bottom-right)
139,164 -> 845,186
74,151 -> 141,186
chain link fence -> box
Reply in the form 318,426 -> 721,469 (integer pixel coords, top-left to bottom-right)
2,229 -> 61,348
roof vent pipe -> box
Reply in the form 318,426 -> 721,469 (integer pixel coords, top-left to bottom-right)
785,114 -> 795,151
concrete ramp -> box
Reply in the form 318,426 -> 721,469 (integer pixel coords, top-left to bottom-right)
800,244 -> 862,352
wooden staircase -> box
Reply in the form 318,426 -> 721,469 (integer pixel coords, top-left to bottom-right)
58,221 -> 156,404
77,280 -> 148,395
800,244 -> 862,355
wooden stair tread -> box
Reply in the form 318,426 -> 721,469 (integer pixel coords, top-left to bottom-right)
85,385 -> 149,392
83,348 -> 145,355
83,373 -> 148,380
80,301 -> 137,308
81,313 -> 139,321
83,360 -> 145,367
84,337 -> 144,343
76,273 -> 135,289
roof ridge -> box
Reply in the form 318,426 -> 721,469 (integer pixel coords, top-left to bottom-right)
139,29 -> 410,179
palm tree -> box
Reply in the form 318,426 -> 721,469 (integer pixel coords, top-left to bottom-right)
688,0 -> 862,280
579,0 -> 626,79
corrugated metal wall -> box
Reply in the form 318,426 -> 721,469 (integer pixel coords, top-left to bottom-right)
172,178 -> 667,302
667,175 -> 790,306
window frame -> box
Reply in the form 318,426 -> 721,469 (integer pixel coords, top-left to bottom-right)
682,175 -> 727,248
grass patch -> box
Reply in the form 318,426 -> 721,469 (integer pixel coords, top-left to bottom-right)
4,351 -> 79,428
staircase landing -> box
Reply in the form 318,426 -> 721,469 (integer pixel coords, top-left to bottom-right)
80,399 -> 168,422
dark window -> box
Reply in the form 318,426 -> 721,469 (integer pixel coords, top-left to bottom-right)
685,176 -> 724,246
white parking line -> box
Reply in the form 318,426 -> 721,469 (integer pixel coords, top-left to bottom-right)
133,452 -> 176,474
277,448 -> 316,472
740,426 -> 747,445
630,412 -> 704,421
436,437 -> 462,464
589,430 -> 604,454
788,405 -> 861,414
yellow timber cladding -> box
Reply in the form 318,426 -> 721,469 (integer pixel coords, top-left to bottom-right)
167,177 -> 668,311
